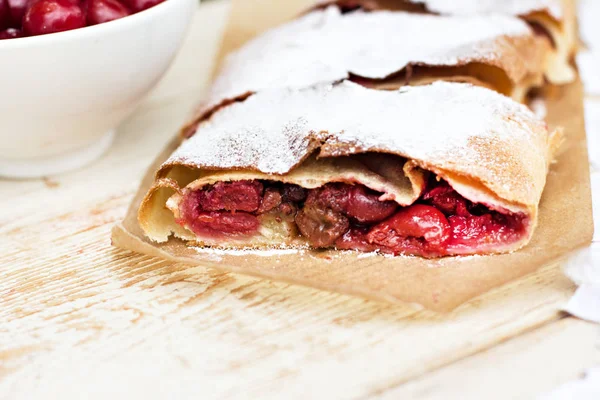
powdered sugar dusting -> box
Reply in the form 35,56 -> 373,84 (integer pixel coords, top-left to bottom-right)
408,0 -> 563,20
205,8 -> 532,117
357,251 -> 380,259
530,97 -> 548,120
191,246 -> 395,261
168,81 -> 549,205
172,109 -> 315,174
193,247 -> 305,257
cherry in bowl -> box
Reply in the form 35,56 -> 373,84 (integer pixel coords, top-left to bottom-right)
0,0 -> 195,178
0,0 -> 165,39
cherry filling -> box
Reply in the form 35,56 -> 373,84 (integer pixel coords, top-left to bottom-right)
195,180 -> 264,212
177,178 -> 527,257
178,181 -> 307,238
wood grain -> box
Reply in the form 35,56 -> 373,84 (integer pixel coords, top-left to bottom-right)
0,2 -> 595,399
377,319 -> 600,400
0,194 -> 579,399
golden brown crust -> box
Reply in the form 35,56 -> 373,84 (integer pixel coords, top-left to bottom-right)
352,36 -> 551,99
313,0 -> 577,84
525,0 -> 578,83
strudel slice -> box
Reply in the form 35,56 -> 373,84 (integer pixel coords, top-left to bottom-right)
140,82 -> 561,258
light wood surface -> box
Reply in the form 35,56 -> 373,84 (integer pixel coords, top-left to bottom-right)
1,2 -> 599,399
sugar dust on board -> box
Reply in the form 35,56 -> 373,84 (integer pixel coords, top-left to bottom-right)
0,0 -> 165,39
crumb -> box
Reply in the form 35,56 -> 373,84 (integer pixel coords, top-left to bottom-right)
43,177 -> 60,188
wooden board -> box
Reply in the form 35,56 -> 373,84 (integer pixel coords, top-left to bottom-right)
0,2 -> 597,399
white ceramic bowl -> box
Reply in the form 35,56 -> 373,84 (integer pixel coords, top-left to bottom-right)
0,0 -> 197,179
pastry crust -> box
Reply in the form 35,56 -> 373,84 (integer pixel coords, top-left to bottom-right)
181,7 -> 552,138
140,82 -> 562,255
313,0 -> 578,83
313,0 -> 563,19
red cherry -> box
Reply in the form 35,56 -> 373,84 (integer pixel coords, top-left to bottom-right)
6,0 -> 30,27
195,212 -> 260,236
0,27 -> 23,38
121,0 -> 161,13
422,181 -> 471,217
372,205 -> 451,245
196,180 -> 264,213
367,204 -> 451,256
23,0 -> 85,35
0,0 -> 9,30
86,0 -> 129,25
345,186 -> 397,223
335,227 -> 377,253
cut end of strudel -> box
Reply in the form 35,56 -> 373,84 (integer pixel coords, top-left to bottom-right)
139,82 -> 562,259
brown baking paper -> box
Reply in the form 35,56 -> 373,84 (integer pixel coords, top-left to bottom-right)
112,0 -> 593,312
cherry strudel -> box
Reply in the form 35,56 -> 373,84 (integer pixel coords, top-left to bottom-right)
140,82 -> 561,258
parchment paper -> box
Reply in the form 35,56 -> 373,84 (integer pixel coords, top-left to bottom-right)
112,0 -> 594,312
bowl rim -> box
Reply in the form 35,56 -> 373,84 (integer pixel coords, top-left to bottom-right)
0,0 -> 196,48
